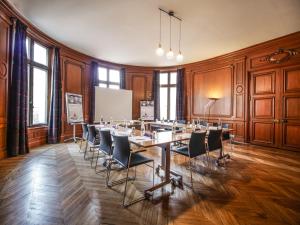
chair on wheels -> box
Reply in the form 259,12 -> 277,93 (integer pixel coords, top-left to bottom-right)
171,131 -> 207,189
95,129 -> 113,173
207,129 -> 230,166
79,123 -> 89,152
106,135 -> 155,207
84,125 -> 100,167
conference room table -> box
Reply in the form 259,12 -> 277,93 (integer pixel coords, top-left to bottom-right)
129,131 -> 192,194
145,121 -> 186,131
94,124 -> 234,196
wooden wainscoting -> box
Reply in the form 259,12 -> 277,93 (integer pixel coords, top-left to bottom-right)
27,126 -> 48,148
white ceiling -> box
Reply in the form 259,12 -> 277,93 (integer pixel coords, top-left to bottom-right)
8,0 -> 300,67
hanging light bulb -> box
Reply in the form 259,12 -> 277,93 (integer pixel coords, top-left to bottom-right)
156,10 -> 164,56
166,49 -> 174,59
156,43 -> 164,56
166,14 -> 174,60
176,51 -> 183,62
176,20 -> 183,62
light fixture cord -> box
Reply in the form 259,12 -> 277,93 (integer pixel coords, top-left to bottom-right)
179,20 -> 181,52
169,15 -> 172,50
159,10 -> 162,44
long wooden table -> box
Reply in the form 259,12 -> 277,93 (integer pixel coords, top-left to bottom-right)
129,131 -> 192,194
95,124 -> 234,196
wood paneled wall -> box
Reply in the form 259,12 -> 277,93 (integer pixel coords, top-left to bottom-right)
0,11 -> 10,158
0,0 -> 299,159
125,66 -> 153,119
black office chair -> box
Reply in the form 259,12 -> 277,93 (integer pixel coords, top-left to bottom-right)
106,135 -> 155,207
200,120 -> 208,127
95,129 -> 113,173
171,131 -> 207,189
207,129 -> 230,166
79,123 -> 89,152
212,122 -> 219,127
84,125 -> 100,167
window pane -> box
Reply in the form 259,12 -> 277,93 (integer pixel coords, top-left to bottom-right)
98,67 -> 107,81
33,42 -> 48,66
109,84 -> 120,89
170,87 -> 177,120
109,69 -> 120,83
160,87 -> 168,120
160,73 -> 168,85
26,38 -> 30,59
170,72 -> 177,84
32,67 -> 47,124
99,83 -> 107,88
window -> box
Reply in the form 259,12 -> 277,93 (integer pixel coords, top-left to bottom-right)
159,72 -> 177,120
98,67 -> 120,89
27,38 -> 49,126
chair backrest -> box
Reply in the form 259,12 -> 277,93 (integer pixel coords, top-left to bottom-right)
112,135 -> 131,167
212,122 -> 218,127
207,129 -> 222,151
99,130 -> 113,155
200,120 -> 207,126
177,120 -> 186,124
221,123 -> 230,140
222,123 -> 229,129
82,123 -> 89,140
87,125 -> 98,144
188,131 -> 207,158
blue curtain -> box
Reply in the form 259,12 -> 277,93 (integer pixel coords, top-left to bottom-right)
90,61 -> 99,123
7,19 -> 29,156
120,68 -> 126,89
152,70 -> 160,120
176,68 -> 185,121
48,48 -> 62,144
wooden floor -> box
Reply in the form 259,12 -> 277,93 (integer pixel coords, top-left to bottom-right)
0,142 -> 299,225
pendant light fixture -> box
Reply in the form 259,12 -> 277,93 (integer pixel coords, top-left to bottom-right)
156,8 -> 183,62
176,20 -> 183,62
166,15 -> 174,60
155,10 -> 164,56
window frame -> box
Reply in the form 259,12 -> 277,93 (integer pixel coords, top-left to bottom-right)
159,71 -> 177,120
97,66 -> 121,89
27,37 -> 50,127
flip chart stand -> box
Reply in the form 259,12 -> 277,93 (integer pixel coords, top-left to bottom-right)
64,123 -> 82,143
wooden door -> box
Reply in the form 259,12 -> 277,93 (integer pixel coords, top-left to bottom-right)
249,69 -> 281,147
281,66 -> 300,151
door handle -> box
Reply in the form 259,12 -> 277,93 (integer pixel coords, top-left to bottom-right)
282,119 -> 288,123
273,119 -> 280,123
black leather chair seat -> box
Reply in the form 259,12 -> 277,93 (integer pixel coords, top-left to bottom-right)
129,153 -> 153,168
172,145 -> 189,157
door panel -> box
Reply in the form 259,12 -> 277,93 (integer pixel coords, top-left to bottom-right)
252,122 -> 275,144
250,69 -> 279,147
253,97 -> 274,118
281,66 -> 300,150
283,124 -> 300,149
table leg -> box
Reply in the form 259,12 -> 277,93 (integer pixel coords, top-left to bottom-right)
145,143 -> 171,193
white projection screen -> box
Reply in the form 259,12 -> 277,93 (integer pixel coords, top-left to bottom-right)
94,87 -> 132,122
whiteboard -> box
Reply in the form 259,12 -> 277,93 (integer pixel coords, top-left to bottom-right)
94,87 -> 132,122
65,93 -> 84,124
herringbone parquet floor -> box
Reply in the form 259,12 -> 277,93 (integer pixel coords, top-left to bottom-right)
0,143 -> 299,225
